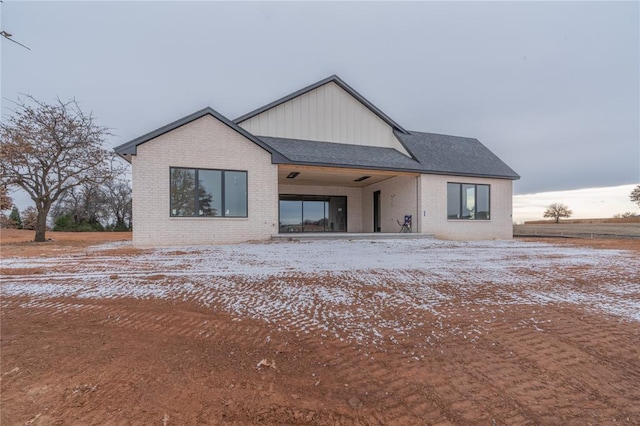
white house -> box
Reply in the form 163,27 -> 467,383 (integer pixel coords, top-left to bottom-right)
115,75 -> 519,247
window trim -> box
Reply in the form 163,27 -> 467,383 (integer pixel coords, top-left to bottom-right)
278,194 -> 348,233
447,182 -> 491,221
169,167 -> 248,218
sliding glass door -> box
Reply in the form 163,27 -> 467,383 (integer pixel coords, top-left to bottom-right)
279,195 -> 346,233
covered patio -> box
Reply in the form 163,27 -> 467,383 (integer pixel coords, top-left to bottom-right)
276,164 -> 420,235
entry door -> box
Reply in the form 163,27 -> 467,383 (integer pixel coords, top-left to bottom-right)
373,190 -> 381,232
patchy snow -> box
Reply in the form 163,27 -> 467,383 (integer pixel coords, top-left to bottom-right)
2,239 -> 639,345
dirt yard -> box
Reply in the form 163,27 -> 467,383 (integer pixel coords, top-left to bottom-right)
1,231 -> 639,425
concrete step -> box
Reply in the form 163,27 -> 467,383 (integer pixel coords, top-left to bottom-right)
272,232 -> 436,241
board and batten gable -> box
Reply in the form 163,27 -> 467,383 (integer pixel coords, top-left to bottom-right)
237,81 -> 411,157
419,174 -> 514,240
131,114 -> 278,247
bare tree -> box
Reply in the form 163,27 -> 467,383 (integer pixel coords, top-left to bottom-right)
0,96 -> 120,241
631,185 -> 640,208
613,212 -> 637,219
0,185 -> 12,211
543,203 -> 572,223
103,179 -> 132,231
21,206 -> 38,230
51,180 -> 108,231
0,186 -> 13,228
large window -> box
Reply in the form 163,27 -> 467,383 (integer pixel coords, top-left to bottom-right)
170,167 -> 247,217
447,183 -> 490,220
279,195 -> 347,232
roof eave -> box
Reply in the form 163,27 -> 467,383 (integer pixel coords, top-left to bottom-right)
113,107 -> 287,161
272,159 -> 424,174
423,170 -> 521,180
271,158 -> 520,179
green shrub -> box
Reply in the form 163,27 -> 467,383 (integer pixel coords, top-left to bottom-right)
53,215 -> 77,231
9,206 -> 22,229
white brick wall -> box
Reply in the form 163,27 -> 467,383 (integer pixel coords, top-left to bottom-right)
128,113 -> 514,244
131,115 -> 278,247
362,176 -> 419,233
419,174 -> 513,240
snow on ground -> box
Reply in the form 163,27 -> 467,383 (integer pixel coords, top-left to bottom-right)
2,239 -> 639,345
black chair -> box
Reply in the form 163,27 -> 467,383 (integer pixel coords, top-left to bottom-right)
397,215 -> 412,233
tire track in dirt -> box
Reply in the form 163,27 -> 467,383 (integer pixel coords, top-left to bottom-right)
5,281 -> 636,423
3,239 -> 640,424
96,307 -> 274,349
468,305 -> 640,423
3,298 -> 395,424
4,290 -> 640,424
3,296 -> 273,350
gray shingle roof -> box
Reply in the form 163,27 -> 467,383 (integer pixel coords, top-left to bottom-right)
258,133 -> 519,180
395,130 -> 520,179
113,106 -> 519,180
258,136 -> 424,171
113,73 -> 518,180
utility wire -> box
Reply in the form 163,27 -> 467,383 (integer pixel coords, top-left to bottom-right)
0,30 -> 31,50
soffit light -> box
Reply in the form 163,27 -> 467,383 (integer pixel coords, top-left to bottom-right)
286,172 -> 300,179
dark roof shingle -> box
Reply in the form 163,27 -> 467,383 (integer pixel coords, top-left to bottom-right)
395,130 -> 520,179
258,136 -> 423,171
258,132 -> 520,180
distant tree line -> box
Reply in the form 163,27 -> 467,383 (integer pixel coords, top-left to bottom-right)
543,184 -> 640,222
51,179 -> 132,231
0,180 -> 131,232
612,185 -> 640,218
1,205 -> 37,230
612,212 -> 638,219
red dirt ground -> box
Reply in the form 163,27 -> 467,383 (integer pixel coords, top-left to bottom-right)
1,231 -> 639,425
0,229 -> 134,258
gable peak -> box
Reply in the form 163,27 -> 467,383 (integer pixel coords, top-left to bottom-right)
233,75 -> 407,134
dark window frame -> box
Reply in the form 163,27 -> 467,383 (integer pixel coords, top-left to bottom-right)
278,194 -> 348,233
169,167 -> 248,218
447,182 -> 491,220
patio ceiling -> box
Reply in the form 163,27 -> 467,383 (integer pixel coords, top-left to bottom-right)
278,165 -> 419,188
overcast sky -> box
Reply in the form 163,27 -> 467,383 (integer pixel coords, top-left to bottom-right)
2,1 -> 638,206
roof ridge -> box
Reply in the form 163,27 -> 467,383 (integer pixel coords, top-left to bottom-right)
233,75 -> 408,133
404,129 -> 478,140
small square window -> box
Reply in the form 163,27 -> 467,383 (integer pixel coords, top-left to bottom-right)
447,183 -> 490,220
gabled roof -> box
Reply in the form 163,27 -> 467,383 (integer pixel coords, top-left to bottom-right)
258,136 -> 424,172
233,75 -> 409,134
113,107 -> 287,163
114,78 -> 518,180
395,130 -> 520,180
